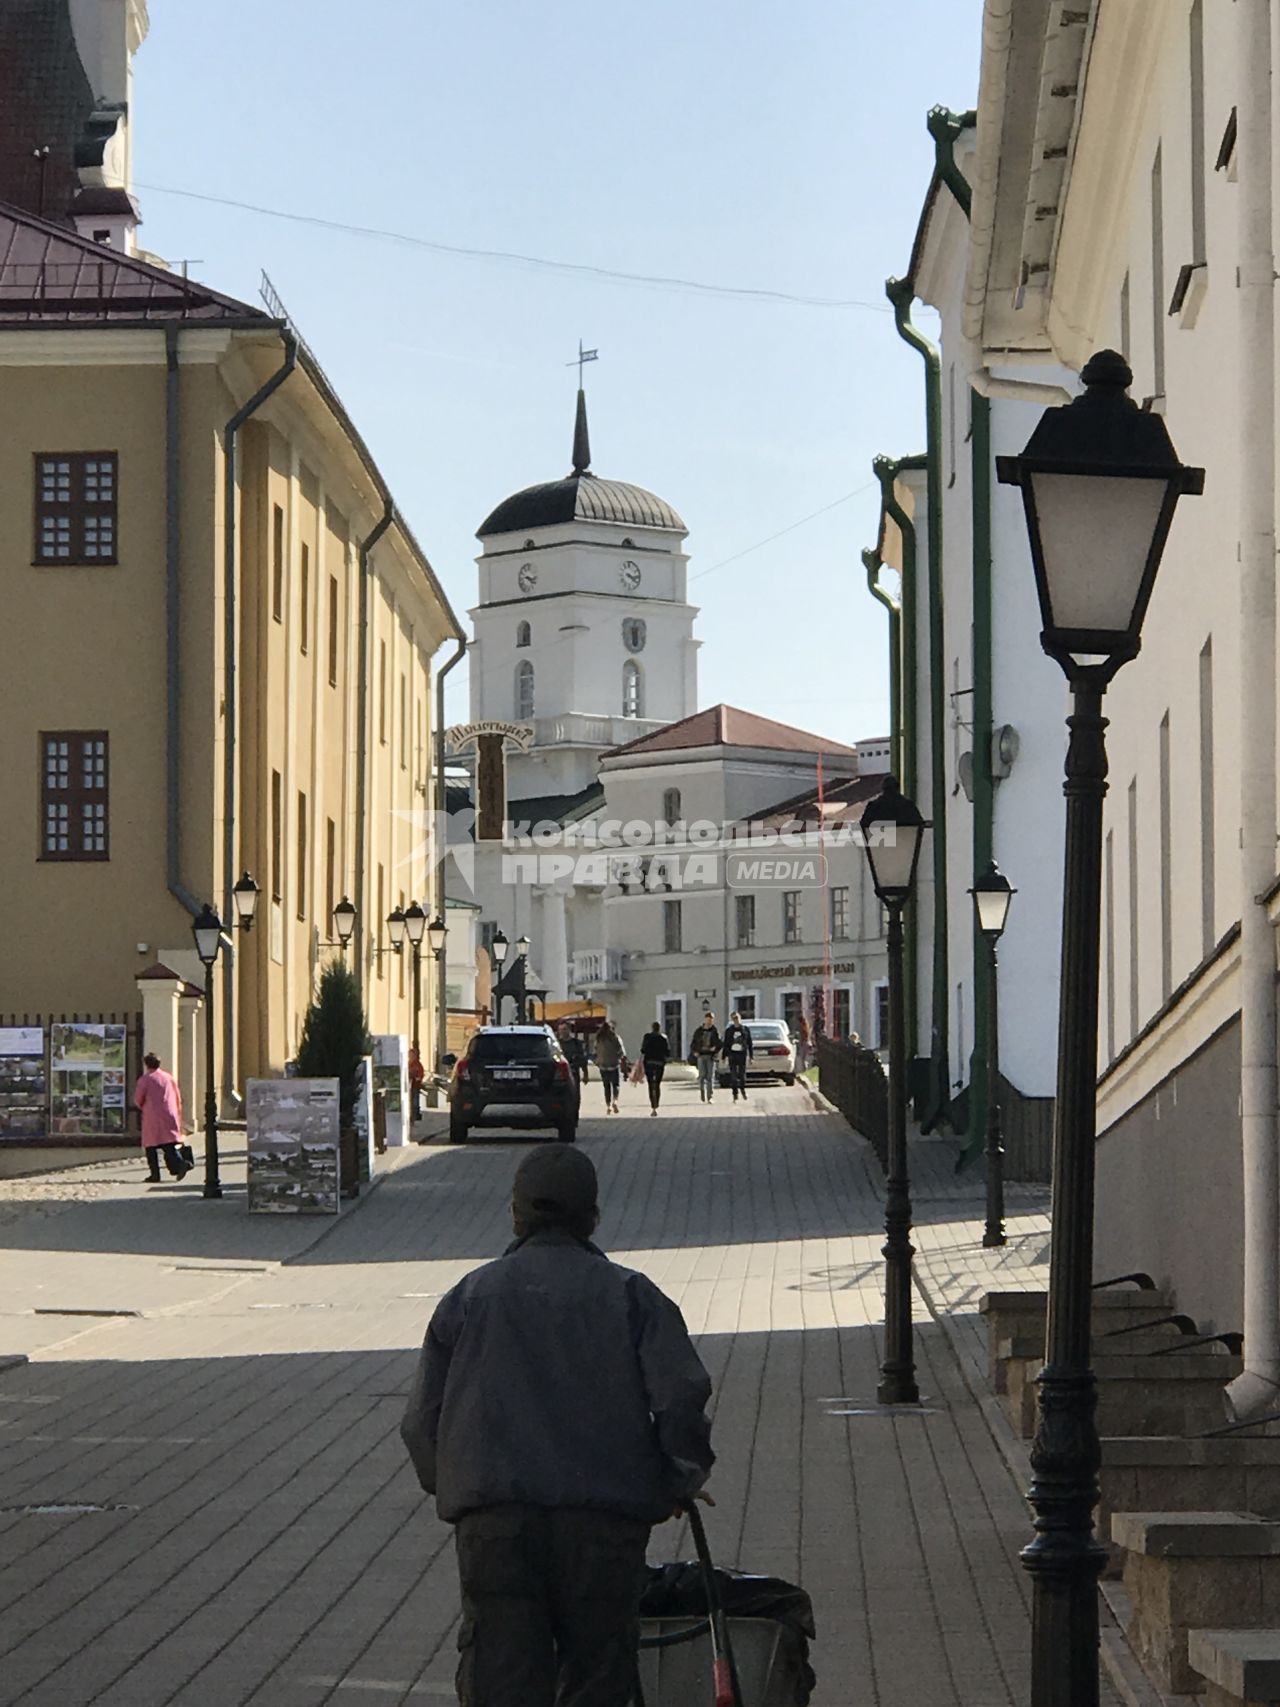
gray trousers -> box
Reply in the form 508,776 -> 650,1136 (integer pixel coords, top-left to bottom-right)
455,1505 -> 650,1706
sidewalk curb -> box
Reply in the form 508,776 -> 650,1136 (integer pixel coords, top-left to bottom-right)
0,1355 -> 29,1378
912,1265 -> 1171,1707
278,1164 -> 390,1266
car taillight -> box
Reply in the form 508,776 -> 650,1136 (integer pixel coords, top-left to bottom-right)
555,1058 -> 571,1082
454,1058 -> 470,1080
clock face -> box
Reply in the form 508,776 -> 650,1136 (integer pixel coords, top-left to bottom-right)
620,559 -> 641,591
518,562 -> 538,593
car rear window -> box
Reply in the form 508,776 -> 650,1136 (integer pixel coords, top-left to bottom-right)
471,1033 -> 554,1063
747,1022 -> 788,1039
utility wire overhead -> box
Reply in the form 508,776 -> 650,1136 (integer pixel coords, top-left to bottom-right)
689,479 -> 879,581
135,181 -> 893,312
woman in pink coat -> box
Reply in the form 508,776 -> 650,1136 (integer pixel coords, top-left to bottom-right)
134,1053 -> 191,1183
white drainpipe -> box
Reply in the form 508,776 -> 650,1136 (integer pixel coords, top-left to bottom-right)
1226,0 -> 1280,1420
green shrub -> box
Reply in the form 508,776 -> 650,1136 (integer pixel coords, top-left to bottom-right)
295,962 -> 372,1124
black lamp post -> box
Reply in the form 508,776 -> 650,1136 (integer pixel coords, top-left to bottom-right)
427,915 -> 447,1107
491,929 -> 508,1023
997,348 -> 1203,1707
515,933 -> 531,1024
404,901 -> 427,1118
860,775 -> 928,1406
191,874 -> 259,1201
970,861 -> 1015,1249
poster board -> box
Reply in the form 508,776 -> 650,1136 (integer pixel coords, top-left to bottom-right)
246,1077 -> 340,1215
49,1022 -> 127,1137
0,1028 -> 47,1139
372,1035 -> 409,1147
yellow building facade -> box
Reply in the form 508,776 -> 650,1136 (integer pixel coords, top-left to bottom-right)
0,208 -> 461,1141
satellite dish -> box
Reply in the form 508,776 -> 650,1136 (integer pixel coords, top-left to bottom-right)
957,750 -> 975,803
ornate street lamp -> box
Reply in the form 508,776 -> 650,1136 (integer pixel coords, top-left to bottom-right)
491,929 -> 508,1023
859,775 -> 928,1406
970,862 -> 1015,1248
514,934 -> 531,1023
997,348 -> 1203,1707
404,903 -> 427,1119
386,906 -> 407,954
231,871 -> 261,931
332,896 -> 357,948
191,903 -> 226,1201
426,916 -> 448,1108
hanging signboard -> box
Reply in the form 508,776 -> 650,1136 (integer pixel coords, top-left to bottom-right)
49,1022 -> 128,1137
246,1078 -> 341,1215
0,1028 -> 47,1140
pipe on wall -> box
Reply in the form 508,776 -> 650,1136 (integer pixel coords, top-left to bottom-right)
353,502 -> 395,1005
164,324 -> 200,920
861,546 -> 901,783
220,332 -> 298,1110
886,277 -> 950,1128
872,453 -> 925,1065
1227,0 -> 1280,1420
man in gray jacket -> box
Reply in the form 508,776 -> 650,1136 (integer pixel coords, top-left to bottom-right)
401,1144 -> 714,1707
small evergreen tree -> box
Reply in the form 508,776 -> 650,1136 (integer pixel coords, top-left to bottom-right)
295,961 -> 372,1124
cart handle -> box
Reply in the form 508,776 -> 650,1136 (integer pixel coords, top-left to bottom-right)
681,1499 -> 744,1707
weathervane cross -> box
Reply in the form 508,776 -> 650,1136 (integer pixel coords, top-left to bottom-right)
567,339 -> 598,388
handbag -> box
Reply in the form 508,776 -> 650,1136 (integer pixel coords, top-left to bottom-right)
629,1059 -> 645,1085
179,1143 -> 195,1168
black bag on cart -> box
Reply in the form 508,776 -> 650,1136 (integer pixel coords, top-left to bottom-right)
638,1563 -> 816,1705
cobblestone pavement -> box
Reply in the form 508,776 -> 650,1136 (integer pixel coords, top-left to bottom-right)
0,1075 -> 1115,1706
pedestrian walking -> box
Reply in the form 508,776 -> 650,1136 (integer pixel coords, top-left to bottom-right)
640,1021 -> 670,1115
795,1013 -> 811,1074
721,1013 -> 754,1102
688,1012 -> 721,1103
401,1145 -> 715,1707
133,1053 -> 191,1182
593,1020 -> 625,1113
558,1024 -> 588,1089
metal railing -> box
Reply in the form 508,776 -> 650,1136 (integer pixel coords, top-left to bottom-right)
816,1034 -> 888,1167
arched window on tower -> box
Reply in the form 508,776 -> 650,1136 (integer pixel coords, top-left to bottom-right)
516,620 -> 531,648
622,660 -> 643,718
662,787 -> 682,826
515,659 -> 535,721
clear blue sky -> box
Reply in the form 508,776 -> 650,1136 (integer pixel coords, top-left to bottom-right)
133,1 -> 979,738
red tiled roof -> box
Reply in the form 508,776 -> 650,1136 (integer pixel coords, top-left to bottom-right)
0,199 -> 269,324
604,704 -> 863,760
752,772 -> 888,828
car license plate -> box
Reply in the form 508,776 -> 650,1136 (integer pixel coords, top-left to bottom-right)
493,1068 -> 532,1080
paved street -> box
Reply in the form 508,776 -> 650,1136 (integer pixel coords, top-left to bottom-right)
0,1077 -> 1108,1706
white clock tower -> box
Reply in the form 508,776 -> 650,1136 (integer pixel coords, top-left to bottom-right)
469,390 -> 699,800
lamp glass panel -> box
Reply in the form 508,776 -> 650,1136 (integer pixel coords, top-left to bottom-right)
492,935 -> 509,964
404,905 -> 427,945
427,919 -> 447,954
1028,471 -> 1168,635
387,912 -> 406,948
334,901 -> 356,943
193,923 -> 222,963
866,824 -> 921,897
974,887 -> 1012,937
516,935 -> 530,958
232,878 -> 260,924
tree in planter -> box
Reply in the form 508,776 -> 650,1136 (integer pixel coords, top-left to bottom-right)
295,964 -> 372,1183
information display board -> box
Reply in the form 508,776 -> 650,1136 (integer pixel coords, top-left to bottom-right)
0,1028 -> 47,1139
49,1022 -> 127,1137
246,1078 -> 341,1215
372,1035 -> 409,1147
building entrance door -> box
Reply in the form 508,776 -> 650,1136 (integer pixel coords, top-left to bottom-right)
660,998 -> 684,1060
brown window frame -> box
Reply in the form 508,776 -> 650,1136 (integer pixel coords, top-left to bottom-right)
782,890 -> 802,945
328,576 -> 339,688
325,817 -> 336,938
400,674 -> 407,770
270,770 -> 283,902
299,541 -> 310,653
272,504 -> 285,623
39,730 -> 109,861
379,641 -> 387,744
34,453 -> 118,567
296,791 -> 308,920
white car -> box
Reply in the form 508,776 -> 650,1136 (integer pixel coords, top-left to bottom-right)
718,1020 -> 797,1087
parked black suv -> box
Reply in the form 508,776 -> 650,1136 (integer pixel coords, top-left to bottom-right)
447,1026 -> 580,1144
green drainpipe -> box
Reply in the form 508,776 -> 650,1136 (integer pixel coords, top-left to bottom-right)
871,454 -> 926,1064
886,274 -> 950,1129
928,103 -> 994,1166
861,546 -> 901,782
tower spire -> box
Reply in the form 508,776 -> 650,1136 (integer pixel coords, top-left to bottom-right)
572,387 -> 591,474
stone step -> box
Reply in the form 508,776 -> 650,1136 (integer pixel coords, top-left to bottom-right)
1005,1351 -> 1242,1439
1188,1627 -> 1280,1705
1100,1436 -> 1280,1578
1112,1511 -> 1280,1694
982,1286 -> 1176,1393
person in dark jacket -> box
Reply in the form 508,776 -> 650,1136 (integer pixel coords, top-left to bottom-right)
639,1021 -> 670,1115
721,1013 -> 754,1101
688,1014 -> 721,1103
401,1145 -> 714,1707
